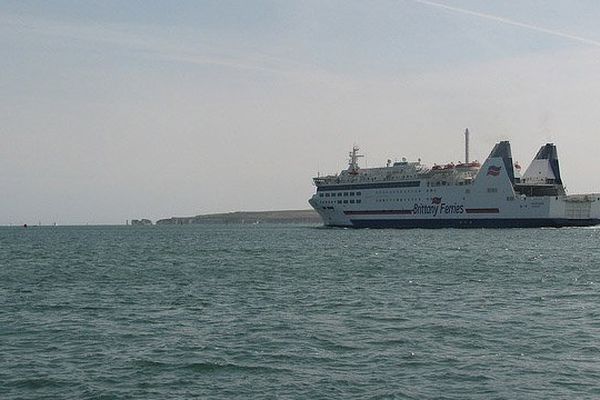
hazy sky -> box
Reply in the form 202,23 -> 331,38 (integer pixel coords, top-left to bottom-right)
2,0 -> 600,224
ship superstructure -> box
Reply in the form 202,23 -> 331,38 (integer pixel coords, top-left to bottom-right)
309,132 -> 600,228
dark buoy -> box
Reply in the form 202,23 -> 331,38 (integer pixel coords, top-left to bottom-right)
23,224 -> 28,228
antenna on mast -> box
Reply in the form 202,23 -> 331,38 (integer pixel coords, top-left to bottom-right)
464,128 -> 470,163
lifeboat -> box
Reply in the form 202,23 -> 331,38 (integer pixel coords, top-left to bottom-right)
456,161 -> 481,168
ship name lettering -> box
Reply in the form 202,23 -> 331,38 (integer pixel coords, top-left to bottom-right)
413,203 -> 464,217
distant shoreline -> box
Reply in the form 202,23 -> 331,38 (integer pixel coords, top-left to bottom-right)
2,210 -> 322,227
154,209 -> 321,225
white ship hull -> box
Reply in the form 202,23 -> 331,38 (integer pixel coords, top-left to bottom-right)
309,141 -> 600,229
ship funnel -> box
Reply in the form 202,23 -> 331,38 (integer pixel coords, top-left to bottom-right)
488,141 -> 516,184
522,143 -> 562,184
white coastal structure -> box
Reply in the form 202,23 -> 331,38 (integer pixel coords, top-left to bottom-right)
309,132 -> 600,228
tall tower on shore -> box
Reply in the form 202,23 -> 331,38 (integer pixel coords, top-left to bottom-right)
464,128 -> 470,163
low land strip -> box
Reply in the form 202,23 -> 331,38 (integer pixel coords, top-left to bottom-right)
155,210 -> 320,225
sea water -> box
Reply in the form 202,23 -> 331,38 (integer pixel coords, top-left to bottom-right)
1,224 -> 599,399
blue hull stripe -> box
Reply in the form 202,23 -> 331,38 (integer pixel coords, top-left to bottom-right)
344,218 -> 600,229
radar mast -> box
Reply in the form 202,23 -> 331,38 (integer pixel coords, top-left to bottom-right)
348,145 -> 364,175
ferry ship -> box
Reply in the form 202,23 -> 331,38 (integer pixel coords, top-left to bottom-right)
308,130 -> 600,228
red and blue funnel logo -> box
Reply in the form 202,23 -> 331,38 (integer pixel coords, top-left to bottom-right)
487,165 -> 502,176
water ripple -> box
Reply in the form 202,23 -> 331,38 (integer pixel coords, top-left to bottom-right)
1,225 -> 599,399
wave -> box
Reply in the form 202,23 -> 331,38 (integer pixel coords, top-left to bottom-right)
184,362 -> 288,374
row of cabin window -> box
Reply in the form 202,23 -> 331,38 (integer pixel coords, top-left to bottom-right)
320,191 -> 362,198
376,198 -> 423,202
318,198 -> 362,205
319,199 -> 362,204
327,199 -> 362,204
375,189 -> 418,194
375,189 -> 442,194
427,181 -> 473,187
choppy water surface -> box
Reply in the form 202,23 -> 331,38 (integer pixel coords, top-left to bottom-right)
1,224 -> 600,399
